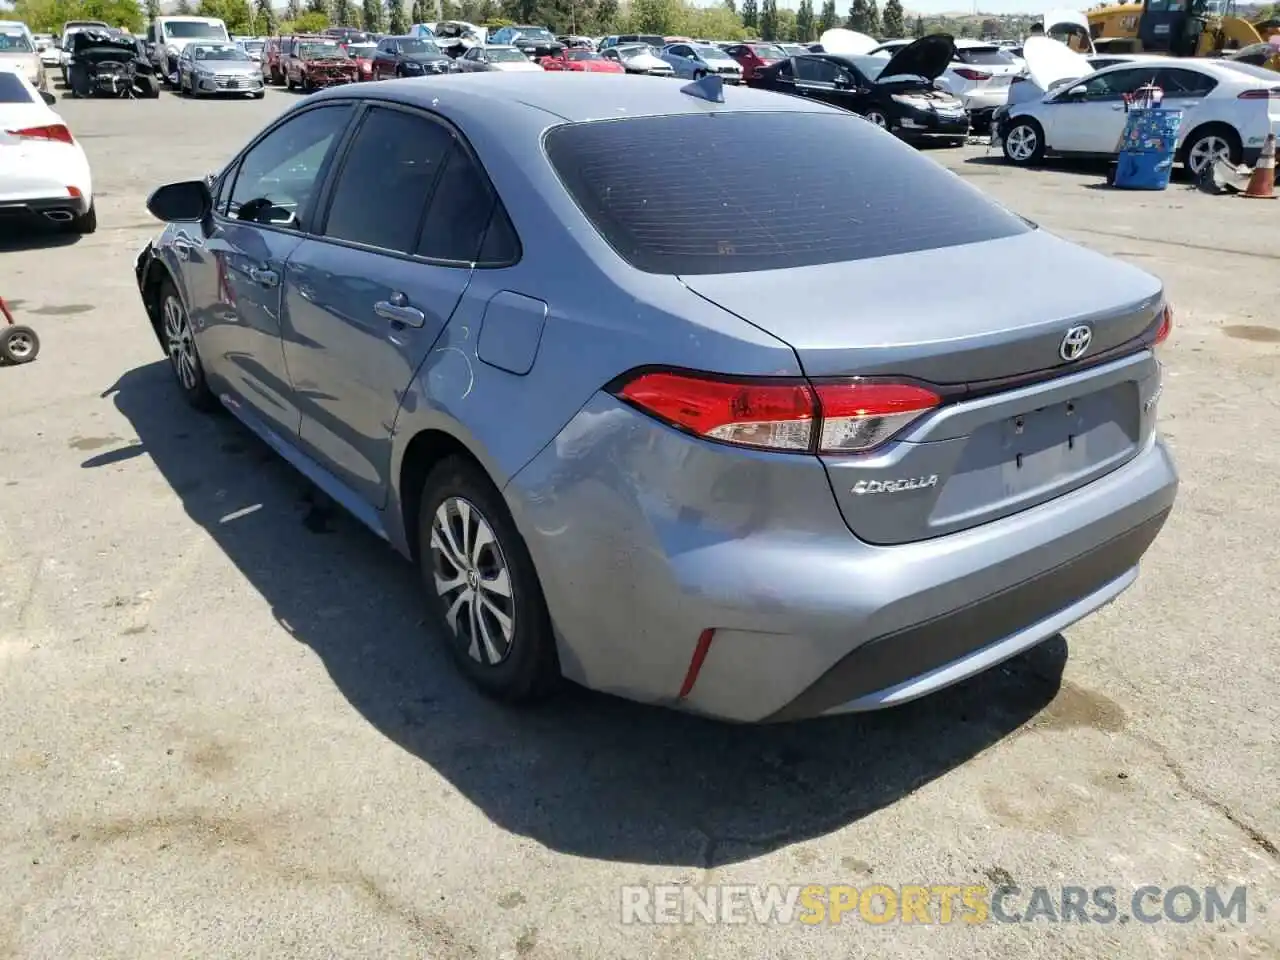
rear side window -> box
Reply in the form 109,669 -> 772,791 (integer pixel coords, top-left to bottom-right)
1155,67 -> 1216,95
323,106 -> 452,253
544,111 -> 1030,275
0,72 -> 34,103
416,142 -> 498,262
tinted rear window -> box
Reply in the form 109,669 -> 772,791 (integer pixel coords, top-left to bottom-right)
956,47 -> 1014,65
0,72 -> 34,103
544,111 -> 1029,275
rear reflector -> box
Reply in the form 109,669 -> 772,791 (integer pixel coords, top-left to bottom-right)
678,628 -> 716,699
954,68 -> 991,81
612,369 -> 941,455
1237,88 -> 1280,99
7,123 -> 74,144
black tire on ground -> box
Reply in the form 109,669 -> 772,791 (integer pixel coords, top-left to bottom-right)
693,69 -> 706,79
69,201 -> 96,235
157,277 -> 217,411
136,76 -> 159,98
253,89 -> 265,98
0,325 -> 40,365
1003,118 -> 1046,166
286,74 -> 295,89
417,455 -> 560,704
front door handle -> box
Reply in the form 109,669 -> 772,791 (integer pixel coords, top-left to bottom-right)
248,266 -> 279,287
374,296 -> 425,328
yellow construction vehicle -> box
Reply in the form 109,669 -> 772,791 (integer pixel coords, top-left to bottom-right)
1086,0 -> 1280,68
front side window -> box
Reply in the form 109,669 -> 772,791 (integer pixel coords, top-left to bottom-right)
323,107 -> 452,253
1076,66 -> 1160,99
228,105 -> 352,228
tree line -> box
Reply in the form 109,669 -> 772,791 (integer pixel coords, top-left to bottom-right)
9,0 -> 1031,44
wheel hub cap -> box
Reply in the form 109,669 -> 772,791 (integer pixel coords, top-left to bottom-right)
162,296 -> 198,391
430,496 -> 516,666
7,333 -> 33,358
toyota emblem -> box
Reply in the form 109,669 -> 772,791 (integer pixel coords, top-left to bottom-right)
1059,325 -> 1093,362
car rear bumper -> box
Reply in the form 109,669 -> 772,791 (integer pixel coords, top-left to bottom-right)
506,393 -> 1178,723
0,193 -> 91,223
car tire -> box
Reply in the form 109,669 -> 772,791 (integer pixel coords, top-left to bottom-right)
417,455 -> 560,704
864,109 -> 889,128
69,201 -> 96,235
1182,124 -> 1241,178
286,74 -> 295,90
253,90 -> 265,98
1003,117 -> 1045,166
0,325 -> 40,365
693,69 -> 706,79
158,278 -> 217,412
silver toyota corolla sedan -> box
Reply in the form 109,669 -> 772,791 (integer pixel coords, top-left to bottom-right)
134,73 -> 1177,723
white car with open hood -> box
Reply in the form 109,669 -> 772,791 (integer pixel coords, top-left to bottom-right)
998,49 -> 1280,177
0,69 -> 94,233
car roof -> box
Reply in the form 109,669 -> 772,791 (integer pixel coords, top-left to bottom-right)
307,71 -> 840,123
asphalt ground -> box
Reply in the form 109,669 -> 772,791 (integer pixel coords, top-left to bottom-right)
0,82 -> 1277,960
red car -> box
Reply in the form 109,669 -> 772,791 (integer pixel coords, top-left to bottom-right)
724,41 -> 788,82
539,49 -> 625,73
284,35 -> 359,91
342,40 -> 378,80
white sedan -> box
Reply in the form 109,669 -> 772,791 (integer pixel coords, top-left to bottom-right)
999,57 -> 1280,177
0,68 -> 95,233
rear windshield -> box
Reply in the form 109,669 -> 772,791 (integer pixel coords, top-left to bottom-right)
956,47 -> 1014,65
488,47 -> 526,61
0,71 -> 34,102
545,112 -> 1030,275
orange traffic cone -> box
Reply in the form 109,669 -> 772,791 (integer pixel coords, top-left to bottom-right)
1242,133 -> 1276,199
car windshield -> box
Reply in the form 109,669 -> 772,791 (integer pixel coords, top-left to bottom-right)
545,111 -> 1028,275
346,42 -> 375,55
749,43 -> 786,59
487,47 -> 526,61
851,55 -> 888,80
695,44 -> 731,60
566,50 -> 601,60
0,70 -> 34,101
164,22 -> 228,39
301,42 -> 347,58
399,38 -> 440,54
515,27 -> 553,41
0,31 -> 34,53
240,40 -> 264,53
196,44 -> 248,60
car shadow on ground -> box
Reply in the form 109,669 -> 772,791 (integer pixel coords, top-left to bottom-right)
0,222 -> 80,252
93,359 -> 1069,868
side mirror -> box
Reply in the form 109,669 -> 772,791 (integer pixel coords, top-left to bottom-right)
146,179 -> 212,223
40,90 -> 57,106
1065,84 -> 1088,98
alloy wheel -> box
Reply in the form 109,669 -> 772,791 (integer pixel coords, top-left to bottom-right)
1006,124 -> 1037,162
865,110 -> 888,128
162,294 -> 198,391
430,496 -> 516,666
4,331 -> 35,360
1187,135 -> 1231,176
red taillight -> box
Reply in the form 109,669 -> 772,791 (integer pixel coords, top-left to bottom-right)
1154,304 -> 1173,346
613,369 -> 941,455
954,68 -> 991,82
7,123 -> 74,144
1237,88 -> 1280,99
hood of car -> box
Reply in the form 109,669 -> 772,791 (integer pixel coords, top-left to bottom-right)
491,60 -> 542,71
406,52 -> 449,63
817,28 -> 879,56
571,59 -> 621,71
1019,34 -> 1091,94
302,56 -> 357,68
878,34 -> 955,82
619,50 -> 663,67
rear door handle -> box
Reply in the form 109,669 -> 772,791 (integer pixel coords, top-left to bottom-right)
248,266 -> 278,287
374,299 -> 425,328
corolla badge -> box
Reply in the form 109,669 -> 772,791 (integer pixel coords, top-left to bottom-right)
1060,324 -> 1093,361
852,475 -> 939,496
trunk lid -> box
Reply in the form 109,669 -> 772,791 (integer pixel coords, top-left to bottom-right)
679,229 -> 1165,545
